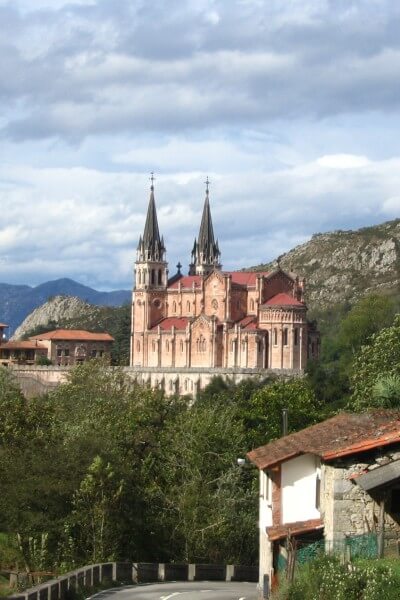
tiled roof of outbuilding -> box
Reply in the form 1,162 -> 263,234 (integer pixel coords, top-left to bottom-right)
267,519 -> 324,541
247,410 -> 400,470
30,329 -> 114,341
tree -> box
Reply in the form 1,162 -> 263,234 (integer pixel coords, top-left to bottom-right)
147,402 -> 258,564
350,314 -> 400,410
243,378 -> 323,450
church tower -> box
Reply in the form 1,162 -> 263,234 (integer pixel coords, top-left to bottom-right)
131,175 -> 168,366
189,178 -> 221,276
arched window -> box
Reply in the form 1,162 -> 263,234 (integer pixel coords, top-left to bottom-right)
202,339 -> 206,352
250,298 -> 254,311
169,380 -> 173,391
184,379 -> 188,391
230,340 -> 234,352
241,340 -> 246,352
294,328 -> 299,346
138,270 -> 141,285
136,340 -> 140,352
186,300 -> 190,312
166,340 -> 170,352
151,269 -> 155,285
180,340 -> 184,353
173,301 -> 177,313
158,269 -> 162,285
152,341 -> 156,352
283,328 -> 288,346
273,328 -> 278,346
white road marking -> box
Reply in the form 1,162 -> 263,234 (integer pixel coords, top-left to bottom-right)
160,593 -> 181,599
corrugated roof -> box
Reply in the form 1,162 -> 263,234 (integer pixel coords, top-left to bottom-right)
151,317 -> 189,331
247,411 -> 400,470
267,519 -> 324,541
30,329 -> 114,342
262,293 -> 304,307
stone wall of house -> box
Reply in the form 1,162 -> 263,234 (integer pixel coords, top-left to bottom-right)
322,446 -> 400,544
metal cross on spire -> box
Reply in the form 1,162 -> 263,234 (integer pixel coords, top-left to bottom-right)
205,176 -> 210,195
150,171 -> 155,190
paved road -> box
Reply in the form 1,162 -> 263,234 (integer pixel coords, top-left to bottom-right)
89,581 -> 258,600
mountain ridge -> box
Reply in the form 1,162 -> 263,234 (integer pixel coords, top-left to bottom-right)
0,277 -> 131,334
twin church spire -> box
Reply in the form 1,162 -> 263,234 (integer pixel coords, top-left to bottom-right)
137,175 -> 221,280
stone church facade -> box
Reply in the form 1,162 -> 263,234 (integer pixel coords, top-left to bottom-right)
130,181 -> 319,394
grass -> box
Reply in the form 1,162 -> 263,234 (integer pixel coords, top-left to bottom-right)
0,575 -> 12,598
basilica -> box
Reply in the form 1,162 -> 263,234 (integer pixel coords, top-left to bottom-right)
130,180 -> 319,393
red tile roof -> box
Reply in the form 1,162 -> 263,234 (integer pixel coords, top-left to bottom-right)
30,329 -> 114,342
236,316 -> 260,330
263,293 -> 304,307
267,519 -> 324,541
151,317 -> 189,331
0,340 -> 47,350
228,271 -> 270,286
247,411 -> 400,470
168,276 -> 202,289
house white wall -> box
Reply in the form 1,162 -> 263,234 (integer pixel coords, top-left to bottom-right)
259,469 -> 273,591
281,454 -> 320,523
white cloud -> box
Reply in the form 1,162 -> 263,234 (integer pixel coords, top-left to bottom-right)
316,154 -> 371,169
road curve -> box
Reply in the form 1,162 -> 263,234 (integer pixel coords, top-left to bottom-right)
88,581 -> 258,600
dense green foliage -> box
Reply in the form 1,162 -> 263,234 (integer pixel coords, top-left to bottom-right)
272,555 -> 400,600
307,293 -> 400,406
0,362 -> 322,573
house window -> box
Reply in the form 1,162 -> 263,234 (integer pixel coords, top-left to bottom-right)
173,301 -> 177,313
180,340 -> 184,353
390,488 -> 400,513
250,299 -> 254,311
273,328 -> 278,346
158,269 -> 162,285
151,269 -> 155,285
283,328 -> 288,346
57,348 -> 62,357
316,473 -> 321,510
166,340 -> 170,352
294,328 -> 298,346
64,349 -> 70,357
91,349 -> 97,358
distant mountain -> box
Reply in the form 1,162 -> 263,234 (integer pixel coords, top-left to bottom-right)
249,218 -> 400,312
0,278 -> 131,334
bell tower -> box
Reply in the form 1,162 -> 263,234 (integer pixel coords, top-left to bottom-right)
131,175 -> 168,366
189,177 -> 221,276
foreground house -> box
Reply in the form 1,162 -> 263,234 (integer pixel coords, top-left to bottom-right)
29,329 -> 114,365
130,180 -> 319,393
0,328 -> 114,366
247,411 -> 400,593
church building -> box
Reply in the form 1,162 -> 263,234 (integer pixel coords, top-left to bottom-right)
130,179 -> 319,393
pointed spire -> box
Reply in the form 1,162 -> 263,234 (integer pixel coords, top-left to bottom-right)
137,173 -> 165,262
189,177 -> 221,275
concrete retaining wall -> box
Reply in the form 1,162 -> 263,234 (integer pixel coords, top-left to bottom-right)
6,562 -> 258,599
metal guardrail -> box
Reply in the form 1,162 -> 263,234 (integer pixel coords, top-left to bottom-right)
5,561 -> 258,600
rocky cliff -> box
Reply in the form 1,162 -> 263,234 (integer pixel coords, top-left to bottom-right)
13,296 -> 97,339
250,218 -> 400,310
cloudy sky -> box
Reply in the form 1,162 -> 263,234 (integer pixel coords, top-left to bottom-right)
1,0 -> 400,290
